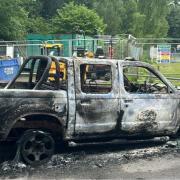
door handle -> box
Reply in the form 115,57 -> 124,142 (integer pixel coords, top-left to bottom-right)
124,99 -> 133,103
124,99 -> 133,108
80,98 -> 91,104
155,94 -> 161,98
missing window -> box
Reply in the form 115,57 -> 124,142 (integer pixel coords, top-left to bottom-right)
123,66 -> 168,94
80,64 -> 112,94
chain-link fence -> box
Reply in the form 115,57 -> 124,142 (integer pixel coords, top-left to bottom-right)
129,37 -> 180,63
127,37 -> 180,86
0,38 -> 129,61
0,36 -> 179,86
0,36 -> 180,63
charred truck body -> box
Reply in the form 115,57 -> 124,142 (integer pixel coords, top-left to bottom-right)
0,56 -> 179,165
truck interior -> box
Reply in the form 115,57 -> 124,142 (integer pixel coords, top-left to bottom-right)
0,56 -> 172,95
123,66 -> 169,94
80,64 -> 112,93
5,56 -> 67,90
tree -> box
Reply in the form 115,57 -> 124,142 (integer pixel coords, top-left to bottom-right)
23,0 -> 96,20
52,2 -> 105,35
121,0 -> 143,36
167,5 -> 180,38
74,0 -> 95,8
94,0 -> 169,37
26,17 -> 52,34
93,0 -> 125,35
137,0 -> 169,37
0,0 -> 28,40
20,0 -> 53,34
93,0 -> 145,37
39,0 -> 63,19
130,12 -> 146,37
21,0 -> 43,18
37,0 -> 95,19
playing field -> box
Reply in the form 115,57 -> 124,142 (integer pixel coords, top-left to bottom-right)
153,63 -> 180,86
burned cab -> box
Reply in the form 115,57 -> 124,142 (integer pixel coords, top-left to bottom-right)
0,56 -> 179,165
74,59 -> 179,137
120,61 -> 179,135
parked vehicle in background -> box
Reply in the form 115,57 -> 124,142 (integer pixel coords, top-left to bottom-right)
41,43 -> 63,56
95,46 -> 105,59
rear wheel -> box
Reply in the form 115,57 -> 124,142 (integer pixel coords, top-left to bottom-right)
19,130 -> 55,166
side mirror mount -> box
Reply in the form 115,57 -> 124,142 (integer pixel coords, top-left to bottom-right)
167,86 -> 173,94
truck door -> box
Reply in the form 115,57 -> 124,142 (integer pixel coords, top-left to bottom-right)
74,60 -> 120,134
120,63 -> 179,135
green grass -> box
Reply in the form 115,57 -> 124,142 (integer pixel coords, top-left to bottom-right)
152,63 -> 180,86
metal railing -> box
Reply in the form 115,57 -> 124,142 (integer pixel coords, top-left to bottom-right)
0,37 -> 179,63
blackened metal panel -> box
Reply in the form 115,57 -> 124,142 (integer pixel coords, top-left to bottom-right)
0,89 -> 67,139
74,59 -> 120,134
118,61 -> 180,136
121,94 -> 179,135
65,60 -> 76,139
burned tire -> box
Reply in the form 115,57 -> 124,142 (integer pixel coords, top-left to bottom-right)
19,130 -> 55,166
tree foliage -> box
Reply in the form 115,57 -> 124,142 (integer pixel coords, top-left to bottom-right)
167,5 -> 180,38
94,0 -> 169,37
0,0 -> 178,40
137,0 -> 169,37
0,0 -> 28,40
21,0 -> 43,18
52,2 -> 105,35
26,17 -> 52,34
121,0 -> 146,37
93,0 -> 124,35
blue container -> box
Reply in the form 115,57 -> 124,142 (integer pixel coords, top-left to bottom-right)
0,58 -> 20,81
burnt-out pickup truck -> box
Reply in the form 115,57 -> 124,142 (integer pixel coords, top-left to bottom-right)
0,56 -> 179,165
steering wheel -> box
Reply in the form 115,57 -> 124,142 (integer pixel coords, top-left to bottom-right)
152,83 -> 168,92
136,81 -> 147,93
145,82 -> 167,93
151,82 -> 159,88
150,82 -> 162,91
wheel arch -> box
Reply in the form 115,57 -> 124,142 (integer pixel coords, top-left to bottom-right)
6,113 -> 66,141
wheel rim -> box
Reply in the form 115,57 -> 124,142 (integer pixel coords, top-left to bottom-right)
21,131 -> 54,165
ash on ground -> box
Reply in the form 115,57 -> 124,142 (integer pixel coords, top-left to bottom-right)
0,141 -> 179,179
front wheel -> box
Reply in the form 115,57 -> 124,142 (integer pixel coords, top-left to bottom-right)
19,130 -> 55,166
